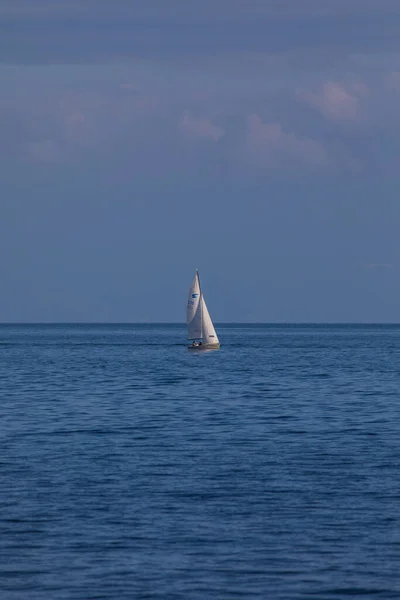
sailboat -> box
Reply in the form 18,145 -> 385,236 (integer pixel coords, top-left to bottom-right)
186,269 -> 220,350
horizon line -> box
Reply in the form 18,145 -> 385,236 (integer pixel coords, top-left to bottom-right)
1,321 -> 400,326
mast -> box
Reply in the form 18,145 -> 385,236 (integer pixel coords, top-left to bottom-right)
196,269 -> 203,339
196,269 -> 202,295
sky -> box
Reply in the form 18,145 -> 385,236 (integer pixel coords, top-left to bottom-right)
1,0 -> 400,322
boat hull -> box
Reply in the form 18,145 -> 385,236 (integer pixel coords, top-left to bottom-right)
188,343 -> 220,351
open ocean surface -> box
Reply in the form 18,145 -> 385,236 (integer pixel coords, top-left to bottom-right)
1,323 -> 400,600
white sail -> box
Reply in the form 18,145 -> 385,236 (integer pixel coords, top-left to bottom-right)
186,272 -> 202,339
186,270 -> 220,347
200,296 -> 219,345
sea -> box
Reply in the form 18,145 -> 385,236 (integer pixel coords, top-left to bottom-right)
1,323 -> 400,600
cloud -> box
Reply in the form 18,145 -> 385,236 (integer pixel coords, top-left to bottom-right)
179,114 -> 225,142
245,114 -> 328,168
3,56 -> 400,176
297,81 -> 368,121
7,73 -> 171,164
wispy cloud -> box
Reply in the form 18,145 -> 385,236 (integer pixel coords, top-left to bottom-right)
3,52 -> 400,175
179,113 -> 225,142
245,114 -> 328,169
297,81 -> 368,121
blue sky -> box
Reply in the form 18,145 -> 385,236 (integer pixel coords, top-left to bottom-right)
1,0 -> 400,322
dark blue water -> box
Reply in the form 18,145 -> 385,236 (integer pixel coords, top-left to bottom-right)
1,324 -> 400,599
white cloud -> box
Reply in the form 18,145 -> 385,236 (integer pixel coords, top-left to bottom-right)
297,81 -> 368,121
245,114 -> 328,168
179,113 -> 225,142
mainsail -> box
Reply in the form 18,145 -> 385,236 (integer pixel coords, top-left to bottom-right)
186,271 -> 202,339
186,270 -> 219,346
